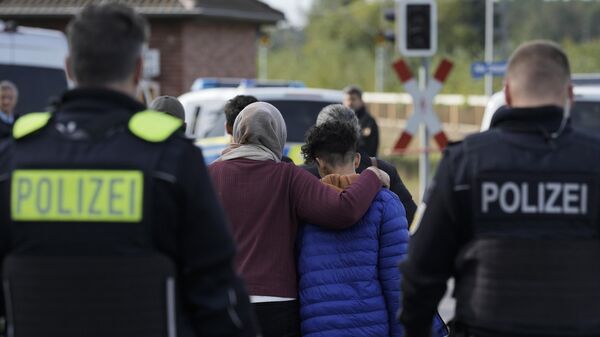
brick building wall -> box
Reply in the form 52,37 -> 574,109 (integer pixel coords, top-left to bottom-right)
180,21 -> 257,94
12,18 -> 259,96
149,21 -> 184,96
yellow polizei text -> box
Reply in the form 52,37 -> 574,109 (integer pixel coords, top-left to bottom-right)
11,170 -> 143,222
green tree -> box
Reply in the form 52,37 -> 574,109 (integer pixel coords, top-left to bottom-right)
267,0 -> 600,95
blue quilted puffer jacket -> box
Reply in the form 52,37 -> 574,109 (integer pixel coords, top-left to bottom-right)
298,187 -> 447,337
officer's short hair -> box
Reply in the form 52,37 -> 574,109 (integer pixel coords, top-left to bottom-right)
343,85 -> 363,99
66,3 -> 149,86
224,95 -> 258,129
506,40 -> 571,100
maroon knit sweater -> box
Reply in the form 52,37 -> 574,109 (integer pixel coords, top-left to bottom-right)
208,159 -> 381,298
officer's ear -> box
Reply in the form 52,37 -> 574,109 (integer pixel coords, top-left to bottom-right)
315,157 -> 329,178
225,123 -> 233,136
567,82 -> 574,106
65,56 -> 75,82
354,152 -> 361,169
133,56 -> 144,86
504,82 -> 513,107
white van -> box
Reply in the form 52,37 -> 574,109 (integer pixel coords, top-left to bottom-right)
0,21 -> 68,116
481,86 -> 600,133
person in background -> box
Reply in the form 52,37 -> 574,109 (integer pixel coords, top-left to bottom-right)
208,101 -> 390,337
150,95 -> 185,120
304,104 -> 417,224
0,81 -> 18,138
343,85 -> 379,157
150,95 -> 186,130
224,95 -> 258,136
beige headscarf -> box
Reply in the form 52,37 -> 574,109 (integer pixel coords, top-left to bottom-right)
218,102 -> 287,162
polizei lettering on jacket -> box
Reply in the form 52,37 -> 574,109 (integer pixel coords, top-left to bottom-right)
476,174 -> 595,219
11,170 -> 143,222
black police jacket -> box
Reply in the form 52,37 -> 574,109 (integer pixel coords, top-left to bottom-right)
400,105 -> 600,337
0,120 -> 11,139
0,88 -> 258,337
355,106 -> 380,157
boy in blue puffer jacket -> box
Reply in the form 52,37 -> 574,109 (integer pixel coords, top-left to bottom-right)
298,112 -> 447,337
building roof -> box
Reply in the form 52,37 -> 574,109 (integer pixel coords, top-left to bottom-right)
0,0 -> 285,24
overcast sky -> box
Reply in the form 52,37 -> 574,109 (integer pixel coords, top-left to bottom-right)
261,0 -> 314,27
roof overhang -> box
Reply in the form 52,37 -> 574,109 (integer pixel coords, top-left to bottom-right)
0,4 -> 284,25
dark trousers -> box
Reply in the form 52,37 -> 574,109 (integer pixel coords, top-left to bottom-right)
253,300 -> 300,337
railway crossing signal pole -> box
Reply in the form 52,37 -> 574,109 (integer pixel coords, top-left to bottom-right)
392,0 -> 449,201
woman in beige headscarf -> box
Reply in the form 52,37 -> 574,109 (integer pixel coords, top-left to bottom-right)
218,101 -> 286,162
209,102 -> 388,337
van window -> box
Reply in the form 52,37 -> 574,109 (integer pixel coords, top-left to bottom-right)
0,64 -> 67,116
187,100 -> 227,138
571,101 -> 600,132
268,100 -> 338,142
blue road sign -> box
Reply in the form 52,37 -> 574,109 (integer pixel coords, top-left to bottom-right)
471,61 -> 507,79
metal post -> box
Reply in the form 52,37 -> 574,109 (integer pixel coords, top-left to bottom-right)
485,0 -> 494,96
419,58 -> 429,202
258,44 -> 268,80
375,43 -> 385,92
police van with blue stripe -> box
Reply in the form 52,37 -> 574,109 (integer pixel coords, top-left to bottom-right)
178,87 -> 344,164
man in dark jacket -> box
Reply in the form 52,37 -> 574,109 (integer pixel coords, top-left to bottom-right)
304,104 -> 417,224
0,81 -> 17,138
400,40 -> 600,337
343,85 -> 379,157
0,4 -> 257,336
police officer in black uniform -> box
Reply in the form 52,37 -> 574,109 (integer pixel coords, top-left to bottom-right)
0,4 -> 257,337
400,40 -> 600,337
0,81 -> 17,138
343,86 -> 379,157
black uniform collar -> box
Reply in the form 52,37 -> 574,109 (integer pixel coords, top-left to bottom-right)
56,87 -> 146,116
355,106 -> 367,119
490,105 -> 567,134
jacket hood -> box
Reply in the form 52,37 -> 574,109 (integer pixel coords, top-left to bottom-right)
321,174 -> 360,192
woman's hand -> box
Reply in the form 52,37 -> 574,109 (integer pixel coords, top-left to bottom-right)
366,166 -> 390,188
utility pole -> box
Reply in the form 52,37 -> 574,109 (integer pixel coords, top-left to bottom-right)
418,57 -> 429,201
258,35 -> 270,80
375,35 -> 386,92
485,0 -> 494,96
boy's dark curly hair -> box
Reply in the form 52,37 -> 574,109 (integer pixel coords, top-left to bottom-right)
224,95 -> 258,128
302,121 -> 358,165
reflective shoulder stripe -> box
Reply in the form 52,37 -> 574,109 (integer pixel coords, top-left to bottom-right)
286,143 -> 304,165
128,110 -> 183,143
13,112 -> 51,139
196,135 -> 230,146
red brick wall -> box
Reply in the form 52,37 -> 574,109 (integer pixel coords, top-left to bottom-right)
180,21 -> 258,93
9,17 -> 259,97
148,21 -> 183,96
